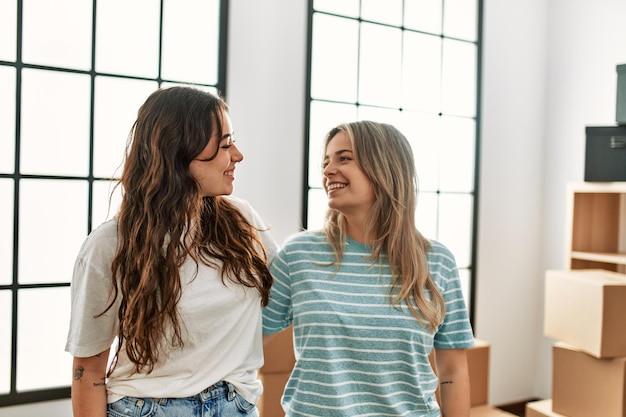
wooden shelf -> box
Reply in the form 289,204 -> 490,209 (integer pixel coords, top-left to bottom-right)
570,251 -> 626,265
565,182 -> 626,274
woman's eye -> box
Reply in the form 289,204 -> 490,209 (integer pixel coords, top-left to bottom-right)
220,138 -> 235,149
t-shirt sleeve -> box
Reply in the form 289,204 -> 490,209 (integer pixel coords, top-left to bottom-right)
65,224 -> 119,358
262,248 -> 293,334
430,242 -> 475,350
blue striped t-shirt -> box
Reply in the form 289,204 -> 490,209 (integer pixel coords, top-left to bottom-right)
262,230 -> 474,417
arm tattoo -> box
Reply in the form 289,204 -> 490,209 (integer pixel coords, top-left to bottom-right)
440,380 -> 454,385
93,378 -> 106,387
74,365 -> 85,381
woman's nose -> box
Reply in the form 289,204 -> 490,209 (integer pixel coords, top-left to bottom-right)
322,162 -> 334,177
233,145 -> 244,163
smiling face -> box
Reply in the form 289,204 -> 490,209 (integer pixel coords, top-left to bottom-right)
322,131 -> 375,217
189,110 -> 243,197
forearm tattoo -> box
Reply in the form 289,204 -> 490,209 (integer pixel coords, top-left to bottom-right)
74,364 -> 106,387
74,365 -> 85,381
93,378 -> 106,387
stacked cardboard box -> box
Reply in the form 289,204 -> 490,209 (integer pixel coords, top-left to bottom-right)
470,404 -> 519,417
465,340 -> 517,416
526,269 -> 626,417
259,334 -> 513,416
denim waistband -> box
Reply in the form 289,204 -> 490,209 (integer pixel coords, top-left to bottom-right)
107,381 -> 243,416
122,381 -> 233,406
196,380 -> 233,402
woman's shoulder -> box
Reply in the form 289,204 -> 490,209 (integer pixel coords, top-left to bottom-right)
282,229 -> 327,249
223,195 -> 253,215
224,195 -> 269,225
426,239 -> 457,266
84,219 -> 118,245
76,219 -> 119,267
282,230 -> 329,252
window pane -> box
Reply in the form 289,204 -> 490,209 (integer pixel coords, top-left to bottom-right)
93,77 -> 159,178
20,69 -> 91,176
311,13 -> 359,102
0,66 -> 15,173
361,0 -> 402,26
439,116 -> 475,192
18,180 -> 88,284
441,39 -> 477,117
357,106 -> 402,126
22,0 -> 92,70
308,101 -> 357,188
161,0 -> 220,84
404,0 -> 442,34
93,180 -> 122,227
96,0 -> 160,77
0,1 -> 16,61
438,193 -> 473,268
415,191 -> 438,240
0,179 -> 14,286
398,111 -> 441,192
443,0 -> 478,41
402,31 -> 441,113
313,0 -> 359,17
359,23 -> 402,108
307,188 -> 328,231
0,290 -> 11,394
17,287 -> 72,391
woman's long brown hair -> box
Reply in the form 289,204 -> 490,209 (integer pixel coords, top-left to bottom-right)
323,121 -> 445,332
103,87 -> 272,374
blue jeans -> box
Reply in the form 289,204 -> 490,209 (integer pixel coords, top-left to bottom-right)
107,381 -> 258,417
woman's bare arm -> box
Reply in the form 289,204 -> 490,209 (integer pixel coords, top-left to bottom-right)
71,348 -> 110,417
434,347 -> 471,417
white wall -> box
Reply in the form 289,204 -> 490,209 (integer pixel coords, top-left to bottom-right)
227,0 -> 308,246
4,0 -> 626,415
475,0 -> 549,404
477,0 -> 626,406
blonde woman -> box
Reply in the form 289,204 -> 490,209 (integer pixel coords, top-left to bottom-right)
263,121 -> 474,416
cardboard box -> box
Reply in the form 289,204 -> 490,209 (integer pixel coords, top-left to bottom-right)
552,342 -> 626,417
258,372 -> 290,417
544,269 -> 626,358
525,399 -> 566,417
468,339 -> 490,406
470,405 -> 516,416
261,326 -> 296,374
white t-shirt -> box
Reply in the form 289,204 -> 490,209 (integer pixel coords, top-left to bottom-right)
65,196 -> 279,404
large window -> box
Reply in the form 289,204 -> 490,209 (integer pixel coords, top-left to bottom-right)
0,0 -> 227,406
304,0 -> 482,320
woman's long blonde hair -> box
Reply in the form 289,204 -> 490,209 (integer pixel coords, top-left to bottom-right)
103,87 -> 272,374
323,121 -> 445,331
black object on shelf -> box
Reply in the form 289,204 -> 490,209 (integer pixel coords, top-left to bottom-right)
584,125 -> 626,182
617,64 -> 626,125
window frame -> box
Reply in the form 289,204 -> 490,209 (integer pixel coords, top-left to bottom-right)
301,0 -> 484,325
0,0 -> 229,406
